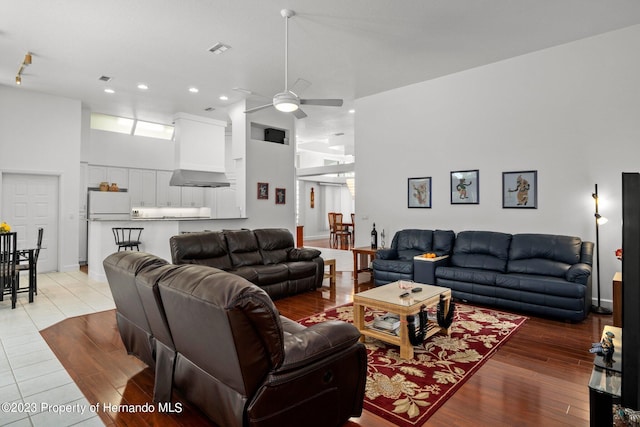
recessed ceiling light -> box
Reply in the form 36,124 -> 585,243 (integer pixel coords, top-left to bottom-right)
137,83 -> 149,90
104,88 -> 115,94
208,42 -> 231,54
188,87 -> 199,93
348,109 -> 355,114
219,95 -> 228,101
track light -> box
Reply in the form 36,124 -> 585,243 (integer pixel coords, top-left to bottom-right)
15,52 -> 32,85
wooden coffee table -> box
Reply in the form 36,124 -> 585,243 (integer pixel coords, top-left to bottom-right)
353,281 -> 452,359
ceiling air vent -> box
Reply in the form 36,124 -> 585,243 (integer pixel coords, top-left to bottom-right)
98,75 -> 112,82
204,107 -> 215,112
208,42 -> 230,54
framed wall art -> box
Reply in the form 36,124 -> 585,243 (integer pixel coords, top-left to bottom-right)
408,177 -> 432,208
257,182 -> 269,199
450,170 -> 479,204
503,170 -> 537,208
275,188 -> 286,204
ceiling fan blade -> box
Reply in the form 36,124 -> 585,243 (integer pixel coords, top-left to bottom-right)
300,99 -> 344,107
244,103 -> 274,114
292,108 -> 307,119
289,78 -> 311,97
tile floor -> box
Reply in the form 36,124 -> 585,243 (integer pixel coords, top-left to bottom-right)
0,271 -> 115,427
0,247 -> 353,427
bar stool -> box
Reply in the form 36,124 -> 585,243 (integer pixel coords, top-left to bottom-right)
112,228 -> 144,251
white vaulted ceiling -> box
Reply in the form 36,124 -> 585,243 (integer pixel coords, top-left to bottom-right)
2,0 -> 640,152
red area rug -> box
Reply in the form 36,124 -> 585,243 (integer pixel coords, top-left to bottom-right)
298,303 -> 527,427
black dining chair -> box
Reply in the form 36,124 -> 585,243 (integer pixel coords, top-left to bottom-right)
16,227 -> 43,298
113,227 -> 144,251
0,232 -> 19,309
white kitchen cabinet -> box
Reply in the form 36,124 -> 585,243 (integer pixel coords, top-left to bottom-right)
181,186 -> 205,207
87,165 -> 129,189
129,169 -> 157,207
156,170 -> 182,207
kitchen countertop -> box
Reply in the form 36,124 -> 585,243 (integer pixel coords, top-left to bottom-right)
87,216 -> 247,221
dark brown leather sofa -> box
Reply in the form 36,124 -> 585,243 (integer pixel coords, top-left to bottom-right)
103,251 -> 367,427
170,228 -> 324,299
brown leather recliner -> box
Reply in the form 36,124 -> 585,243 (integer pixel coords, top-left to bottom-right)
106,252 -> 367,427
103,251 -> 168,367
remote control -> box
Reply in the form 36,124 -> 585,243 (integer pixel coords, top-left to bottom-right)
411,287 -> 422,293
399,292 -> 410,298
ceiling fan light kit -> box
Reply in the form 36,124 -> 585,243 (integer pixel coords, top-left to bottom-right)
274,92 -> 300,112
243,9 -> 343,118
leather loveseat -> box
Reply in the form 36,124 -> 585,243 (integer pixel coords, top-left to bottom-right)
103,251 -> 367,427
170,228 -> 323,300
372,229 -> 455,286
435,231 -> 594,321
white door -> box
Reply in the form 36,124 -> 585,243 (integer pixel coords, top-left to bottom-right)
2,173 -> 59,273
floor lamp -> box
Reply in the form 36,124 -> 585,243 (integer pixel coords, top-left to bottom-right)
592,183 -> 612,314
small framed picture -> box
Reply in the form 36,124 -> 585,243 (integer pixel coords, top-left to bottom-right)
408,177 -> 432,208
275,188 -> 286,204
503,170 -> 537,208
450,170 -> 479,204
257,182 -> 269,200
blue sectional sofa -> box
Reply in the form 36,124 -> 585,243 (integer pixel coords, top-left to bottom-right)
435,231 -> 594,321
372,229 -> 594,321
372,229 -> 455,286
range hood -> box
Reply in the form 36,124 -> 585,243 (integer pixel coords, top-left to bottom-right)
171,113 -> 229,187
169,169 -> 230,188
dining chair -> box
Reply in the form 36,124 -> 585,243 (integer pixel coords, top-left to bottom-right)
351,213 -> 355,240
113,227 -> 144,251
0,232 -> 19,309
16,227 -> 43,297
334,213 -> 352,249
328,213 -> 337,248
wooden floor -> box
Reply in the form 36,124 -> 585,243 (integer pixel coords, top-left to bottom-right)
42,238 -> 609,427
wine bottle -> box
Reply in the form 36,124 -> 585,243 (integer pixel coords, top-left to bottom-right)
371,223 -> 378,249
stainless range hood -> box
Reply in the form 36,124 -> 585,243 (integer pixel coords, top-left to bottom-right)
169,169 -> 230,188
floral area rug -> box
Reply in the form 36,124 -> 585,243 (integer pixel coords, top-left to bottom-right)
298,303 -> 527,427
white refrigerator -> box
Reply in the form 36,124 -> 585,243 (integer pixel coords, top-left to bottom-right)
88,191 -> 131,220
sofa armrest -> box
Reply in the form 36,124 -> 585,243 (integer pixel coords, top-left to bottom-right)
287,247 -> 321,261
279,320 -> 361,372
376,248 -> 398,260
566,263 -> 592,285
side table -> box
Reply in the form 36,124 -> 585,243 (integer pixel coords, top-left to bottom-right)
588,325 -> 622,427
352,246 -> 378,287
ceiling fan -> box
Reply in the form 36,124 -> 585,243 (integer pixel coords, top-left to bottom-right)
244,9 -> 343,119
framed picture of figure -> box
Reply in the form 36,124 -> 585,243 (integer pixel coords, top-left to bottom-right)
503,170 -> 537,208
275,188 -> 286,204
450,170 -> 479,204
257,182 -> 269,199
408,177 -> 432,208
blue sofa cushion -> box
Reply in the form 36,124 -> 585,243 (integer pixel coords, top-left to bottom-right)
396,229 -> 433,260
435,266 -> 498,286
507,234 -> 582,277
450,231 -> 512,272
495,273 -> 586,299
372,259 -> 414,275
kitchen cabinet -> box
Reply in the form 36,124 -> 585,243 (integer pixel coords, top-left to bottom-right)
156,171 -> 182,207
181,186 -> 205,207
87,165 -> 129,189
129,169 -> 156,207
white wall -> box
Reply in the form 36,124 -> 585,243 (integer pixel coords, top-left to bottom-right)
355,24 -> 640,308
86,129 -> 175,170
0,86 -> 82,272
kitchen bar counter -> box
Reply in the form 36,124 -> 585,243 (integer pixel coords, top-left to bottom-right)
88,220 -> 179,281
